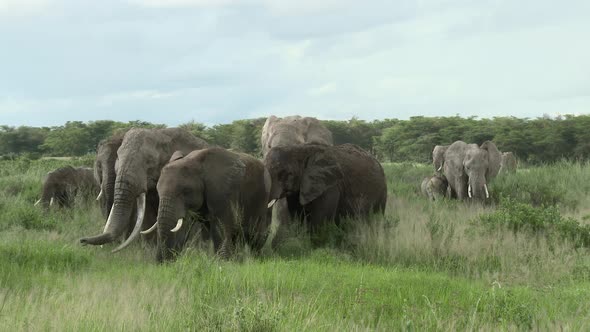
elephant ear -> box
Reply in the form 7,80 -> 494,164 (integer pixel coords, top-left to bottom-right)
299,151 -> 343,206
481,141 -> 501,180
169,151 -> 185,163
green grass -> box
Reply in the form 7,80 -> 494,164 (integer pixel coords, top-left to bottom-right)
1,158 -> 590,330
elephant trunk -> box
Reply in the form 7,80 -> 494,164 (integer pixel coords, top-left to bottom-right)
156,196 -> 179,262
468,176 -> 489,200
80,180 -> 139,246
99,169 -> 116,218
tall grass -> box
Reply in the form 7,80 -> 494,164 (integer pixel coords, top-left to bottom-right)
1,157 -> 590,330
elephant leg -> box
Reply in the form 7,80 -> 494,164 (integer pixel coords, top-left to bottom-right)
243,214 -> 268,254
213,213 -> 236,259
455,178 -> 467,200
141,199 -> 159,245
306,186 -> 340,247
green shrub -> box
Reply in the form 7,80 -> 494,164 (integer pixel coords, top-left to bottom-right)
479,198 -> 590,248
491,161 -> 590,209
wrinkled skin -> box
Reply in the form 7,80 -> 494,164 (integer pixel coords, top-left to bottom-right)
79,128 -> 208,251
261,115 -> 333,248
94,134 -> 123,218
500,152 -> 517,173
154,148 -> 271,262
420,174 -> 448,201
265,143 -> 387,246
261,115 -> 333,156
36,166 -> 98,209
432,145 -> 449,173
443,140 -> 501,201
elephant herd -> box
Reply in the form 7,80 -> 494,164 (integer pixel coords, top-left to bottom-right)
35,116 -> 388,262
421,141 -> 518,201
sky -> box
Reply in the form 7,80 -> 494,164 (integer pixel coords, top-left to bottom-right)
0,0 -> 589,127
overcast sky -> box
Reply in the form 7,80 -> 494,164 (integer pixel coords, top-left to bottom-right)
1,0 -> 589,126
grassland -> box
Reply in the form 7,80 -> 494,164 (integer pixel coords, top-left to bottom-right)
1,158 -> 590,331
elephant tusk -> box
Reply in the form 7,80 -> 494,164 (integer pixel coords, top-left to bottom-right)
484,184 -> 490,199
96,189 -> 103,201
112,193 -> 146,253
34,199 -> 41,206
468,185 -> 472,198
437,166 -> 442,171
103,204 -> 115,233
267,199 -> 277,208
171,219 -> 183,233
49,197 -> 55,206
140,222 -> 158,235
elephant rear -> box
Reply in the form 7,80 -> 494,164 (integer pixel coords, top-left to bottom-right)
334,144 -> 388,216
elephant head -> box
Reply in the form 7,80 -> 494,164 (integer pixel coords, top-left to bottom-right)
94,134 -> 123,218
35,166 -> 97,209
265,144 -> 343,207
80,128 -> 208,252
261,115 -> 333,157
444,140 -> 501,200
421,174 -> 448,201
146,148 -> 269,262
432,145 -> 448,172
35,168 -> 71,209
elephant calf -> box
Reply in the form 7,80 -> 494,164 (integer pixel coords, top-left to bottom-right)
35,166 -> 98,209
144,147 -> 271,262
265,143 -> 388,246
420,174 -> 448,201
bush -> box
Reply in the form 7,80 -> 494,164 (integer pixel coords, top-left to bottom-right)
479,198 -> 590,248
491,161 -> 590,209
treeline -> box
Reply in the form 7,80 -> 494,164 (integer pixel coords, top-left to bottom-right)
1,115 -> 589,163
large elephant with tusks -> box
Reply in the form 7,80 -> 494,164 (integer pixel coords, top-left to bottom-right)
80,128 -> 208,252
443,140 -> 501,201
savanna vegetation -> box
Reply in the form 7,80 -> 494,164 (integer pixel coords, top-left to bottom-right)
1,156 -> 590,330
2,114 -> 590,163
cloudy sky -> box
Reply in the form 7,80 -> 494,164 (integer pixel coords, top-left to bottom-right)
1,0 -> 589,126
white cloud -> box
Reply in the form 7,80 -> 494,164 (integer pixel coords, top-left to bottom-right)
1,0 -> 589,126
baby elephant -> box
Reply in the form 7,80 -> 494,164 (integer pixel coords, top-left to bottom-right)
421,174 -> 448,201
144,147 -> 271,262
35,166 -> 98,209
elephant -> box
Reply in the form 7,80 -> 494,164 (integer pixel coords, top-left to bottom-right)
35,166 -> 98,209
443,140 -> 501,200
261,115 -> 333,157
79,128 -> 208,252
420,174 -> 448,201
500,152 -> 517,174
141,147 -> 271,262
432,145 -> 448,173
261,115 -> 333,248
265,143 -> 387,245
94,134 -> 124,218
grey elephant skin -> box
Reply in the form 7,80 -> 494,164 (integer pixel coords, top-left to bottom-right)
35,166 -> 98,209
500,152 -> 517,173
261,115 -> 333,156
94,134 -> 123,218
443,140 -> 501,200
265,143 -> 387,245
152,148 -> 271,262
420,174 -> 448,201
432,145 -> 449,173
261,115 -> 333,248
80,128 -> 208,252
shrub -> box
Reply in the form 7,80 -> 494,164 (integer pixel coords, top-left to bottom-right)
491,161 -> 590,209
479,198 -> 590,248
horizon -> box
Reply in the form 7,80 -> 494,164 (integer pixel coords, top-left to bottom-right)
1,1 -> 589,127
1,112 -> 588,129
